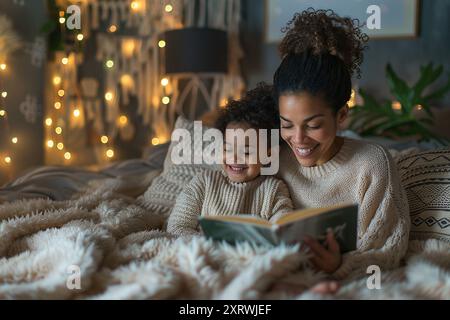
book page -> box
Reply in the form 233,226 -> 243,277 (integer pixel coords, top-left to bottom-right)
275,203 -> 354,225
201,214 -> 272,227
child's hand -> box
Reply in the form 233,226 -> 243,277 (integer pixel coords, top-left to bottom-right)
303,229 -> 342,274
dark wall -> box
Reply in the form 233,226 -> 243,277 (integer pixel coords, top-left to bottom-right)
0,1 -> 47,185
241,0 -> 450,106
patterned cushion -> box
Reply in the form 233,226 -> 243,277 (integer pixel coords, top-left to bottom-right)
397,149 -> 450,242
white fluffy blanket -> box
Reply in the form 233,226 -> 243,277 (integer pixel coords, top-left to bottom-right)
0,177 -> 449,300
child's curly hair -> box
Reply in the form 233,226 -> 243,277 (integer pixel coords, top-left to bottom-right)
215,83 -> 279,134
279,8 -> 369,77
274,8 -> 369,113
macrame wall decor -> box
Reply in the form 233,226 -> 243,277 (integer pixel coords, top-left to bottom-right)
45,0 -> 244,166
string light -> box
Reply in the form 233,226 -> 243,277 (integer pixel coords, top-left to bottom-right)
130,1 -> 140,10
59,11 -> 65,17
100,135 -> 109,144
105,92 -> 113,101
158,40 -> 166,48
0,110 -> 6,117
47,140 -> 54,148
106,149 -> 114,158
11,137 -> 18,144
152,137 -> 160,146
61,57 -> 69,65
59,17 -> 66,24
119,115 -> 128,126
109,25 -> 117,33
45,118 -> 53,126
0,64 -> 6,71
161,78 -> 169,86
106,60 -> 114,68
348,89 -> 356,108
4,156 -> 11,164
1,91 -> 7,98
392,101 -> 402,110
73,109 -> 80,117
76,34 -> 84,41
55,127 -> 62,135
165,4 -> 173,12
57,142 -> 64,150
162,96 -> 170,105
53,76 -> 61,86
64,152 -> 71,160
54,102 -> 62,109
58,89 -> 65,97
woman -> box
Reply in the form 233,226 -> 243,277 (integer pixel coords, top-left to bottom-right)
273,9 -> 410,285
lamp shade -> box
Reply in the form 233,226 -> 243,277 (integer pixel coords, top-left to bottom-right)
164,28 -> 228,74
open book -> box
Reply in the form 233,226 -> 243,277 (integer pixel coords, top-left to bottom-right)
198,203 -> 358,253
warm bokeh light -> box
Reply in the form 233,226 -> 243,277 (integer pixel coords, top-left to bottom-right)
392,101 -> 402,110
161,78 -> 169,86
161,96 -> 170,105
0,110 -> 6,117
76,34 -> 84,41
58,89 -> 65,97
59,11 -> 65,17
4,156 -> 11,164
151,137 -> 160,146
53,76 -> 62,86
106,149 -> 114,158
57,143 -> 64,150
119,115 -> 128,125
54,102 -> 62,109
59,17 -> 65,24
47,140 -> 54,148
55,127 -> 62,135
61,57 -> 69,65
73,109 -> 80,117
0,64 -> 6,71
158,40 -> 166,48
122,40 -> 136,57
45,118 -> 53,126
348,89 -> 356,108
105,92 -> 113,101
11,137 -> 18,144
100,135 -> 109,144
415,104 -> 423,111
106,60 -> 114,68
109,25 -> 117,33
165,4 -> 173,12
130,1 -> 140,10
1,91 -> 7,98
64,152 -> 71,160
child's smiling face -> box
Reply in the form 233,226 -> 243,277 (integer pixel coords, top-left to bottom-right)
222,122 -> 267,183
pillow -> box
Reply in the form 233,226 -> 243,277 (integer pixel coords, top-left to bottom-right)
397,149 -> 450,242
137,164 -> 209,222
163,115 -> 221,173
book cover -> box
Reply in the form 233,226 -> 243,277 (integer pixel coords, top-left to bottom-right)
198,203 -> 358,253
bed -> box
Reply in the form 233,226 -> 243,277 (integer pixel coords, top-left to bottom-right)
0,117 -> 449,300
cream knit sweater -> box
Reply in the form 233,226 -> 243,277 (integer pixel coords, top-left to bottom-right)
277,138 -> 411,279
167,170 -> 294,236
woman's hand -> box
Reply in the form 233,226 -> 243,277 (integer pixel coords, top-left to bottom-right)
303,229 -> 342,274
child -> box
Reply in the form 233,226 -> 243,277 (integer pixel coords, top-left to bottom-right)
167,83 -> 294,236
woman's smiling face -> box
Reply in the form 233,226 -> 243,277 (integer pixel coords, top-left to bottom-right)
279,92 -> 348,167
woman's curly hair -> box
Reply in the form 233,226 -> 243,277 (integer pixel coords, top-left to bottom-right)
279,8 -> 369,77
215,83 -> 279,136
273,8 -> 369,113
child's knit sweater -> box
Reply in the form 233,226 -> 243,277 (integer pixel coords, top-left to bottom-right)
167,170 -> 294,236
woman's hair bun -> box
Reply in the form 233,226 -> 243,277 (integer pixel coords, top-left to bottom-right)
279,8 -> 369,76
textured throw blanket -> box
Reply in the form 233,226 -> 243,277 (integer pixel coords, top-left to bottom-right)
0,172 -> 449,299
